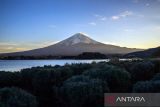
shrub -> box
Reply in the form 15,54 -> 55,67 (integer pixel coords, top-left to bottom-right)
152,60 -> 160,73
130,61 -> 155,83
133,81 -> 160,92
68,63 -> 92,75
0,71 -> 20,88
0,87 -> 38,107
30,67 -> 73,106
151,73 -> 160,81
59,75 -> 109,107
83,65 -> 131,92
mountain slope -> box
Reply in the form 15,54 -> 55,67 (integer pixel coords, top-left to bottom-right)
124,47 -> 160,58
0,33 -> 143,56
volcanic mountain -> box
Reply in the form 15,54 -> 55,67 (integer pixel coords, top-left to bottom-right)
0,33 -> 143,56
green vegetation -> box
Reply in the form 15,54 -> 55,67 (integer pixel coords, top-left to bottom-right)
133,81 -> 160,93
130,61 -> 155,83
0,60 -> 160,107
0,52 -> 108,60
83,65 -> 131,92
59,75 -> 107,107
0,87 -> 38,107
76,52 -> 107,59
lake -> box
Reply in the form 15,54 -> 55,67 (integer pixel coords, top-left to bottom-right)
0,59 -> 109,72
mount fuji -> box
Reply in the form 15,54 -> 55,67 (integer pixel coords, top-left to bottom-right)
0,33 -> 143,57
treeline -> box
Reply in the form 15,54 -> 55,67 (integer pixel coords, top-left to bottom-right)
0,55 -> 62,60
0,52 -> 122,60
0,60 -> 160,107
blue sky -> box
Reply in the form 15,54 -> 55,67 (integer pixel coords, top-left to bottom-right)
0,0 -> 160,53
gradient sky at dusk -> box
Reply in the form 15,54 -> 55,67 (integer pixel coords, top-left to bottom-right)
0,0 -> 160,53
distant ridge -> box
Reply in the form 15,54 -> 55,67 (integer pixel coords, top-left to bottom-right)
0,33 -> 143,57
124,47 -> 160,58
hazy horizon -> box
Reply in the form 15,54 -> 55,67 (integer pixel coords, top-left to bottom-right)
0,0 -> 160,53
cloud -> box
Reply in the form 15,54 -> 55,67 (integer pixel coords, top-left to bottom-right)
111,11 -> 134,20
49,24 -> 56,28
0,41 -> 59,53
15,47 -> 29,51
111,16 -> 120,20
136,14 -> 144,18
94,14 -> 102,18
0,42 -> 18,46
94,14 -> 107,21
0,42 -> 30,53
124,29 -> 135,32
154,26 -> 160,31
89,22 -> 96,26
0,46 -> 29,53
120,11 -> 133,17
156,26 -> 160,30
101,17 -> 107,21
145,3 -> 150,7
133,0 -> 139,3
6,47 -> 14,50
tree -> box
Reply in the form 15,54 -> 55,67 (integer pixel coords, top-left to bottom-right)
0,87 -> 38,107
76,52 -> 107,59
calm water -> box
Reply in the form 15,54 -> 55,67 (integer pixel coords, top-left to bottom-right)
0,59 -> 109,72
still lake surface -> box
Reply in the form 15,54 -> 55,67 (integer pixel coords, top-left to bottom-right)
0,59 -> 109,72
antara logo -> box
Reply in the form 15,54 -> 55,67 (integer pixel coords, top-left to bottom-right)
105,93 -> 160,107
116,97 -> 146,103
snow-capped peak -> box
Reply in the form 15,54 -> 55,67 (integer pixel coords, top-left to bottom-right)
58,33 -> 99,46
